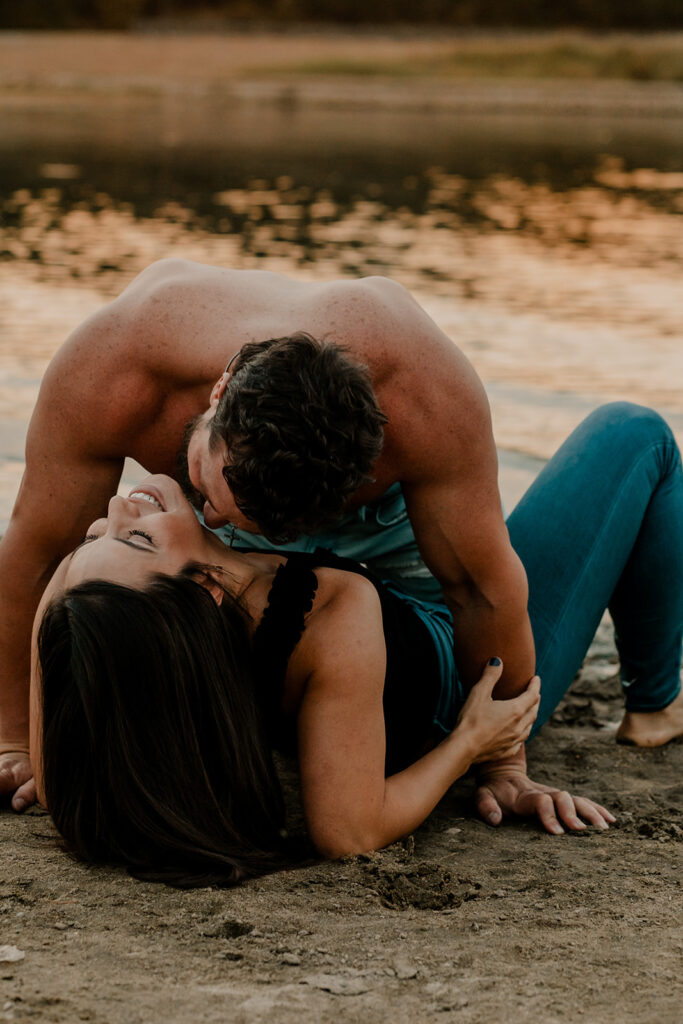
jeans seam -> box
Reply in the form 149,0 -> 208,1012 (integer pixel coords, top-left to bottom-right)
625,680 -> 682,714
540,437 -> 677,660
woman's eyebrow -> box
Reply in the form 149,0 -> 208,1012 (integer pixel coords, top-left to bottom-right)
68,536 -> 155,563
68,536 -> 97,562
115,538 -> 155,554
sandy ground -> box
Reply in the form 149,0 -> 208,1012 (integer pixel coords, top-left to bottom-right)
1,622 -> 682,1024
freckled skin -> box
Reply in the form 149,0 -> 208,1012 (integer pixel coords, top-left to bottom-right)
2,257 -> 546,820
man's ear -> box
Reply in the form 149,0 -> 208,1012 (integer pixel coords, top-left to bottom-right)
209,371 -> 231,408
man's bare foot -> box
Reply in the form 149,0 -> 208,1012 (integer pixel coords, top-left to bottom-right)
616,688 -> 683,747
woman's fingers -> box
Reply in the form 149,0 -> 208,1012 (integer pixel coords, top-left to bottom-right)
477,657 -> 504,695
506,683 -> 541,737
520,718 -> 535,742
521,675 -> 541,709
507,676 -> 541,716
494,742 -> 524,761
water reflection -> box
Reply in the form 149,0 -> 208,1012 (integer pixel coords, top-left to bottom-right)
0,93 -> 681,523
3,158 -> 681,301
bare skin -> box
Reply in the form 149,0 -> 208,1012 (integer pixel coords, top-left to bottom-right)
616,689 -> 683,747
0,259 -> 675,827
28,476 -> 615,853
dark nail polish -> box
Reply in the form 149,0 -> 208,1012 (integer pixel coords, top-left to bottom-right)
488,657 -> 501,666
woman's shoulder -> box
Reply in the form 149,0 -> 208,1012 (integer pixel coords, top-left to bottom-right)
303,566 -> 383,649
287,565 -> 385,687
309,564 -> 380,613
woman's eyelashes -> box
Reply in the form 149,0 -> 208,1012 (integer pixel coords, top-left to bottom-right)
128,529 -> 154,545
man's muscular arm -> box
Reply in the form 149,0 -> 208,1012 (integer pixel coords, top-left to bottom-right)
0,306 -> 132,807
368,280 -> 613,834
400,385 -> 535,696
366,278 -> 534,696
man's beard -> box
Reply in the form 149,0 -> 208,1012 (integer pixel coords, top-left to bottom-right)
175,414 -> 206,512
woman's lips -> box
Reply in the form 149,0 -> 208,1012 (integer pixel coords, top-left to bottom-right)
128,486 -> 166,511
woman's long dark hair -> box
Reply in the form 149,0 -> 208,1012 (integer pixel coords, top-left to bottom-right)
38,568 -> 286,888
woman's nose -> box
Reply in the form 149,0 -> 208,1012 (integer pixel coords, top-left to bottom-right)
106,493 -> 140,523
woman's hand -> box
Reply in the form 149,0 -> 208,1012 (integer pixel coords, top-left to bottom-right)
455,658 -> 541,764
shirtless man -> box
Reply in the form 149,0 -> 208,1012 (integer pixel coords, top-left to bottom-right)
0,259 -> 664,830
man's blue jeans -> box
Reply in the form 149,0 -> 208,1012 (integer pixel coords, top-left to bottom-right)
506,402 -> 683,736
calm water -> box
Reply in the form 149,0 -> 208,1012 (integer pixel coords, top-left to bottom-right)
1,92 -> 682,525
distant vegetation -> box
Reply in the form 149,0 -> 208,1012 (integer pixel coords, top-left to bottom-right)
1,0 -> 682,30
278,37 -> 683,82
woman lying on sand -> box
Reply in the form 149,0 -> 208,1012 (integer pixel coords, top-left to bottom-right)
30,403 -> 683,887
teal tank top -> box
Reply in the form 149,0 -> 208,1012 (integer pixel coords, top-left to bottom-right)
208,482 -> 445,605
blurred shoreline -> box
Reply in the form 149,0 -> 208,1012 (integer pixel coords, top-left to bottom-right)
1,30 -> 683,116
3,78 -> 683,118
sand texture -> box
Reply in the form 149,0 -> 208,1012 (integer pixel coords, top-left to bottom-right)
1,626 -> 682,1024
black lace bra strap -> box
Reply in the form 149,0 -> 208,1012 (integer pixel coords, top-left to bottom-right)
252,553 -> 319,734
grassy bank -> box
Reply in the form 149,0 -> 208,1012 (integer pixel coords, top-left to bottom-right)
1,29 -> 682,89
253,32 -> 683,81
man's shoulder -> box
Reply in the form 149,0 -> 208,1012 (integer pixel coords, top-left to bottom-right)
116,258 -> 205,337
312,276 -> 491,478
339,282 -> 485,419
35,270 -> 179,447
49,260 -> 187,359
52,259 -> 216,383
323,275 -> 414,328
328,276 -> 456,371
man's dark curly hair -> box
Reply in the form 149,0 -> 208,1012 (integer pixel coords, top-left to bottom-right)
209,333 -> 388,543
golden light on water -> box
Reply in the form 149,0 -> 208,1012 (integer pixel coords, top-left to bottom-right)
1,118 -> 681,523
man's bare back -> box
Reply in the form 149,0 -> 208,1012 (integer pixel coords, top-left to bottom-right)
1,259 -> 542,823
89,261 -> 407,494
63,260 -> 472,501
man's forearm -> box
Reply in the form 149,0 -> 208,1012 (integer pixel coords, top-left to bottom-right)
0,603 -> 36,748
444,594 -> 536,699
0,537 -> 51,748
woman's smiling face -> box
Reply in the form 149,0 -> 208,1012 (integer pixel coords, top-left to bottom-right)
45,474 -> 217,600
30,474 -> 224,809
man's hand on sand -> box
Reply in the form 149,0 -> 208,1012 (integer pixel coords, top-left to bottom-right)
0,751 -> 36,811
474,749 -> 616,834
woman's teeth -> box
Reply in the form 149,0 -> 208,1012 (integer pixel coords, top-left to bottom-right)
129,492 -> 163,511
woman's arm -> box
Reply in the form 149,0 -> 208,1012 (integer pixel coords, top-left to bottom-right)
366,661 -> 539,856
292,573 -> 539,859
